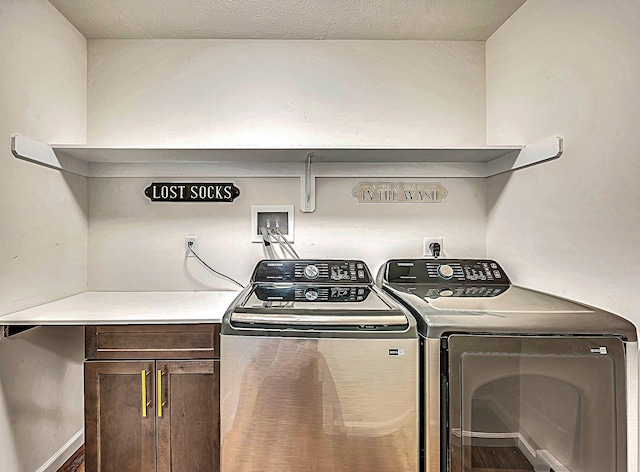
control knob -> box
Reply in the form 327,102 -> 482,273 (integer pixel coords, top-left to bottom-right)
305,289 -> 319,301
438,264 -> 455,279
304,265 -> 319,280
438,288 -> 454,297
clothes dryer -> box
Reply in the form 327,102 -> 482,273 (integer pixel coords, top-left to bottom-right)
377,258 -> 637,472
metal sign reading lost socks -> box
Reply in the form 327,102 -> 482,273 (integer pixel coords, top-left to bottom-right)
144,182 -> 240,202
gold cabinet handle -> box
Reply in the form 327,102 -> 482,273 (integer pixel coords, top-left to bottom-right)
141,370 -> 150,417
157,369 -> 164,417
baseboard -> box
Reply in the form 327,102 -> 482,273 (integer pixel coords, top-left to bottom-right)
36,429 -> 84,472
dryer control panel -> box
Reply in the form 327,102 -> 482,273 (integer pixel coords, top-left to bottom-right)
386,259 -> 510,284
384,259 -> 511,298
252,259 -> 372,283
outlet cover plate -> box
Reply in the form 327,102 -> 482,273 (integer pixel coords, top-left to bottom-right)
423,236 -> 443,257
185,236 -> 198,257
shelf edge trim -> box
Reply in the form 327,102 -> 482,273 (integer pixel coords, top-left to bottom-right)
12,135 -> 89,177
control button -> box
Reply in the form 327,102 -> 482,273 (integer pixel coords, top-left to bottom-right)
493,270 -> 502,278
437,264 -> 455,279
490,263 -> 497,269
438,288 -> 454,297
304,289 -> 319,301
357,270 -> 365,278
304,265 -> 320,280
357,263 -> 364,269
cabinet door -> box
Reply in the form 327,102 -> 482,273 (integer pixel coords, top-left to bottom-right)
157,360 -> 220,472
85,361 -> 156,472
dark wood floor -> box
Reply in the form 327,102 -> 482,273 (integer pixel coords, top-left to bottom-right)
472,446 -> 534,471
450,445 -> 535,472
58,445 -> 84,472
57,443 -> 533,471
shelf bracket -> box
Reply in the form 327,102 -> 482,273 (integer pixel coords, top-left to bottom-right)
11,135 -> 89,177
485,136 -> 563,177
301,152 -> 315,213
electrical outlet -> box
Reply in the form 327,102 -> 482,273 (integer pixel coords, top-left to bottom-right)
185,236 -> 198,257
423,236 -> 443,257
251,205 -> 294,242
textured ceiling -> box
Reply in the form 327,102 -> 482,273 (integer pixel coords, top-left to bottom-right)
48,0 -> 527,40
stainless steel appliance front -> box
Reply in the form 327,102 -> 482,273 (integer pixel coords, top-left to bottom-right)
221,335 -> 418,471
221,260 -> 419,471
446,334 -> 627,472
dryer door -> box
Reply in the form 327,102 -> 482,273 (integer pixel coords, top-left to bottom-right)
445,335 -> 627,472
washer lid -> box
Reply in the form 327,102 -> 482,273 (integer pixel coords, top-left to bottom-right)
241,284 -> 391,310
232,284 -> 409,328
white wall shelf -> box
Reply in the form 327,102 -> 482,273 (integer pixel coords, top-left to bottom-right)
11,134 -> 563,212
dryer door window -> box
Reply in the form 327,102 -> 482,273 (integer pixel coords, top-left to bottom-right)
445,335 -> 627,472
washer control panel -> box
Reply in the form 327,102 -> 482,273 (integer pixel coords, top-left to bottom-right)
384,259 -> 511,298
253,259 -> 372,283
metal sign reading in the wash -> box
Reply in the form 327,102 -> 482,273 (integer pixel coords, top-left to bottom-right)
352,182 -> 448,204
144,182 -> 240,202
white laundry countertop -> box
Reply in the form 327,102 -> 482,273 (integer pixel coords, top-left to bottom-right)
0,291 -> 242,325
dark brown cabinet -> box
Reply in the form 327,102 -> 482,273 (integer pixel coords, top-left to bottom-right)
84,360 -> 157,472
157,360 -> 220,471
84,324 -> 220,472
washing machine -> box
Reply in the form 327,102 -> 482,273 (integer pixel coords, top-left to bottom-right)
221,259 -> 419,471
377,258 -> 638,472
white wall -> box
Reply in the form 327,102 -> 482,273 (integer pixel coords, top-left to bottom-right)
86,39 -> 489,289
87,39 -> 486,147
88,177 -> 487,290
486,0 -> 640,323
0,0 -> 87,470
